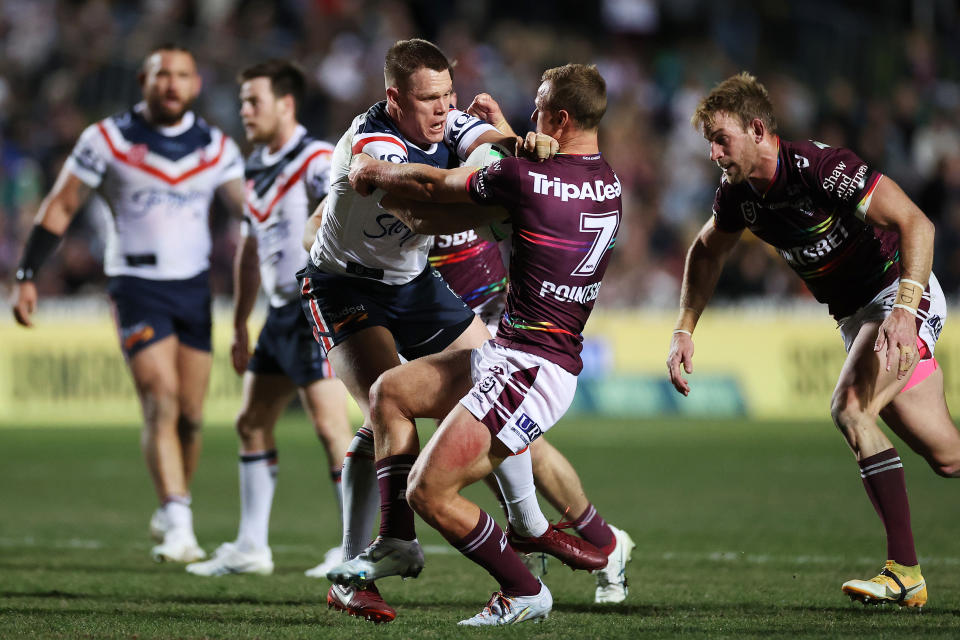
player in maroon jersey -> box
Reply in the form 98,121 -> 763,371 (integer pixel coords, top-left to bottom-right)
431,224 -> 633,603
346,63 -> 625,625
667,72 -> 960,609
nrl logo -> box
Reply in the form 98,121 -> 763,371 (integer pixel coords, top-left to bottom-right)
128,144 -> 148,164
741,201 -> 758,225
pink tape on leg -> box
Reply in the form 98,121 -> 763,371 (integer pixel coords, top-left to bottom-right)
901,338 -> 936,393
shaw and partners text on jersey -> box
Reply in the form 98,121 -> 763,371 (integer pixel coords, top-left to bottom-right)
528,170 -> 622,202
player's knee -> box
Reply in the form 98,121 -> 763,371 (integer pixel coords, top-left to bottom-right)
177,413 -> 202,441
140,385 -> 179,427
369,372 -> 406,425
406,465 -> 436,516
927,453 -> 960,478
830,385 -> 868,430
234,408 -> 264,443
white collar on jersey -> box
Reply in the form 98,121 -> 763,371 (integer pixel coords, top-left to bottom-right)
133,101 -> 196,136
260,124 -> 307,165
406,139 -> 438,155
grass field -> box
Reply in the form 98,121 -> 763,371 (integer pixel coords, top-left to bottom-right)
2,415 -> 960,638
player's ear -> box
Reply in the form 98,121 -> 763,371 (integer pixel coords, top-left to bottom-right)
556,109 -> 571,129
751,118 -> 764,142
386,86 -> 400,110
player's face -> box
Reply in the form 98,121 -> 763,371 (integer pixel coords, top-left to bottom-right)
239,77 -> 282,144
390,67 -> 453,147
140,51 -> 201,126
531,81 -> 560,138
704,112 -> 760,185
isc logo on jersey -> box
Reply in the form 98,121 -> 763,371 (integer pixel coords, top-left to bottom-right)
529,171 -> 621,203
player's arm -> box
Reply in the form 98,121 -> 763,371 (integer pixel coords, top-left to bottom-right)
215,177 -> 246,220
467,93 -> 517,137
11,169 -> 91,327
380,194 -> 506,235
231,232 -> 260,376
350,155 -> 475,203
463,93 -> 558,160
303,196 -> 327,253
861,176 -> 936,377
666,219 -> 743,396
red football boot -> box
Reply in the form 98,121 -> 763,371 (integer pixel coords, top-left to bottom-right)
507,523 -> 607,571
327,582 -> 397,623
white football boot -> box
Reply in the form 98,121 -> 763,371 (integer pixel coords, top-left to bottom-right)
594,525 -> 635,603
149,508 -> 170,543
326,536 -> 424,588
151,527 -> 206,563
458,580 -> 552,626
305,545 -> 343,578
185,542 -> 273,576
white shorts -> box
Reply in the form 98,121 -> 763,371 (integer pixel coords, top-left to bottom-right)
460,340 -> 577,454
838,272 -> 946,357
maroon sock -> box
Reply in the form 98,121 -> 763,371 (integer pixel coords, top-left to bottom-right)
452,510 -> 541,597
571,503 -> 615,554
859,448 -> 918,566
375,454 -> 417,540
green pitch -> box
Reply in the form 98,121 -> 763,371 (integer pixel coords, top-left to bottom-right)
2,415 -> 959,638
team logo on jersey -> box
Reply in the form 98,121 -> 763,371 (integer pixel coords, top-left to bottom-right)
488,365 -> 504,375
927,314 -> 943,340
794,154 -> 810,169
128,144 -> 149,165
741,201 -> 759,224
478,376 -> 496,393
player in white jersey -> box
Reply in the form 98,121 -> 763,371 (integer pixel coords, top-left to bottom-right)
185,60 -> 353,578
11,45 -> 245,563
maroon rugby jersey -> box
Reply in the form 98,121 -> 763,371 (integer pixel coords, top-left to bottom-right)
713,138 -> 899,318
428,231 -> 507,308
468,154 -> 622,374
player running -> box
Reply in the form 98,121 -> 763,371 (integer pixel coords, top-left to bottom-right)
185,60 -> 353,578
345,63 -> 622,624
667,72 -> 960,609
11,44 -> 244,563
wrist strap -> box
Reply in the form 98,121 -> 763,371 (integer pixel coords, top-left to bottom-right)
16,225 -> 61,281
899,278 -> 925,289
673,329 -> 693,337
892,303 -> 919,317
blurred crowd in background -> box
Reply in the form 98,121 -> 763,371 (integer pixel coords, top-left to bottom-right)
1,0 -> 959,310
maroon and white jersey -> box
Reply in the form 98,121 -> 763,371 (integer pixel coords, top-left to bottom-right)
712,138 -> 898,318
468,154 -> 621,374
428,231 -> 506,309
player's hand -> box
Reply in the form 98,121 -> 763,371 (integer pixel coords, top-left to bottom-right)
517,132 -> 559,161
666,332 -> 694,396
12,281 -> 38,328
874,307 -> 919,380
231,324 -> 250,376
348,154 -> 376,196
467,93 -> 512,134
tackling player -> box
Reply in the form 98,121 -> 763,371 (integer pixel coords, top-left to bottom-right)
667,72 -> 960,609
299,39 -> 600,623
345,63 -> 622,625
10,45 -> 245,563
185,60 -> 353,578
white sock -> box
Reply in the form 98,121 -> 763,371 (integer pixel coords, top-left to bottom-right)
494,449 -> 549,537
163,496 -> 193,532
236,450 -> 277,551
341,429 -> 379,559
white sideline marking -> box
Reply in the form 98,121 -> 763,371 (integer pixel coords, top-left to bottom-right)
2,537 -> 959,567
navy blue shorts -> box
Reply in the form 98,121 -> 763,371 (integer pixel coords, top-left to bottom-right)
106,271 -> 212,357
248,300 -> 334,386
297,263 -> 475,360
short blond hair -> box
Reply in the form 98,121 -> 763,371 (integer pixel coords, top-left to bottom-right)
540,64 -> 607,130
691,72 -> 777,135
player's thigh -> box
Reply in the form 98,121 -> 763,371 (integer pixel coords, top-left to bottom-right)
444,314 -> 492,352
127,335 -> 179,399
833,320 -> 910,417
238,371 -> 298,433
410,404 -> 508,499
298,378 -> 350,429
176,342 -> 213,421
881,367 -> 960,467
326,326 -> 402,416
376,349 -> 475,420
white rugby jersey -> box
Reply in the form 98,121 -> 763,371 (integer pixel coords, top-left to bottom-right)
65,102 -> 243,280
310,101 -> 496,284
242,125 -> 334,307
